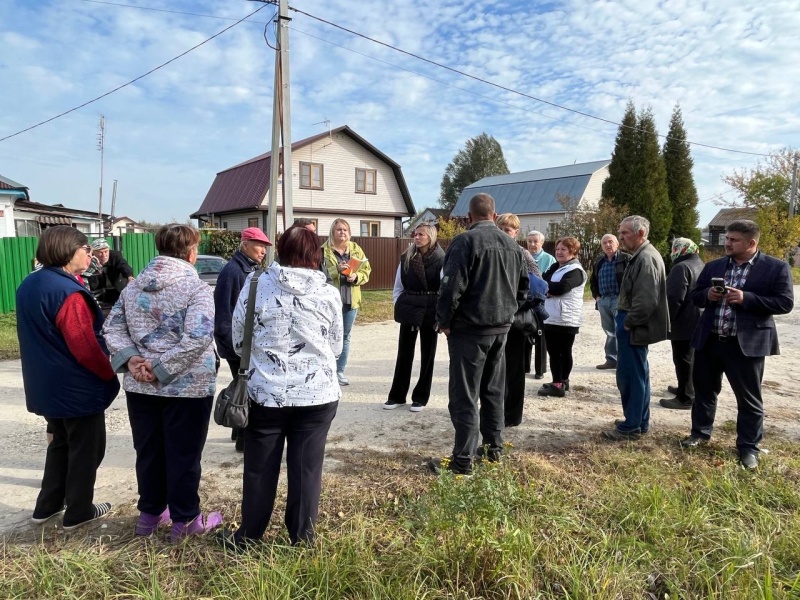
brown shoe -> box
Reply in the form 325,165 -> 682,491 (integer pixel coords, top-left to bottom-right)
596,360 -> 617,370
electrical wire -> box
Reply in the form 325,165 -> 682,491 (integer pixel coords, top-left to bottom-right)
79,0 -> 275,23
287,5 -> 771,158
0,2 -> 272,143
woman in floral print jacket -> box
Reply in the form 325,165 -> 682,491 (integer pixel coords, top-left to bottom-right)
103,224 -> 221,542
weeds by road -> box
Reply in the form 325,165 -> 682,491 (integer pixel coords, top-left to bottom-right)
2,430 -> 799,599
0,315 -> 18,360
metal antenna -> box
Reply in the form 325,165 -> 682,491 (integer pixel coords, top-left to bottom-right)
97,115 -> 105,233
312,118 -> 331,135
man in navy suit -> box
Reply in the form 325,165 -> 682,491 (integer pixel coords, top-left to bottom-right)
681,220 -> 794,469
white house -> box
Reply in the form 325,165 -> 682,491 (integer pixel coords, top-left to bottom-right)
0,174 -> 107,237
450,160 -> 610,238
191,125 -> 415,237
110,216 -> 150,235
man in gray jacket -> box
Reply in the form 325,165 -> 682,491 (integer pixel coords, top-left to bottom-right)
432,193 -> 529,475
603,215 -> 669,441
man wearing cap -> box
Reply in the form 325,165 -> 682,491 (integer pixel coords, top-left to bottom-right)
83,239 -> 135,311
213,227 -> 271,452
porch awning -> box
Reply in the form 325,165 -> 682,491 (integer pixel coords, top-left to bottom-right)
36,215 -> 72,225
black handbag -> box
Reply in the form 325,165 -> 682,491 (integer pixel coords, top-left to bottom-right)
213,271 -> 262,429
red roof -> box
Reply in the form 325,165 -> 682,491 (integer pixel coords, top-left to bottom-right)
191,125 -> 413,218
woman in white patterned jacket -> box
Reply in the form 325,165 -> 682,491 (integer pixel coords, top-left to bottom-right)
103,224 -> 221,542
217,225 -> 343,551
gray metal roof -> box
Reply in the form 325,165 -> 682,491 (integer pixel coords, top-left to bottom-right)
707,207 -> 756,227
450,159 -> 609,217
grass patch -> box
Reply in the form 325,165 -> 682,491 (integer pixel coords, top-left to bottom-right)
0,314 -> 19,360
3,435 -> 800,598
791,267 -> 800,285
359,290 -> 394,323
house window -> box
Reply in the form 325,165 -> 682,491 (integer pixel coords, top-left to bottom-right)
248,217 -> 259,228
360,221 -> 380,237
222,221 -> 228,229
14,219 -> 40,237
300,162 -> 324,190
355,168 -> 377,194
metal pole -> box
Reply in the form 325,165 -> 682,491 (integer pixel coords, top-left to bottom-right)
265,25 -> 282,266
278,0 -> 293,229
97,115 -> 105,234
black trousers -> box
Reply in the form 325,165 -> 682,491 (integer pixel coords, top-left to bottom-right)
447,330 -> 506,472
126,391 -> 213,523
670,339 -> 695,399
504,328 -> 527,427
236,401 -> 338,545
387,324 -> 438,405
525,330 -> 547,376
36,412 -> 106,527
545,327 -> 576,384
690,337 -> 765,455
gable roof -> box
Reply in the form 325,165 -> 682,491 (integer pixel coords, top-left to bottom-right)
14,199 -> 110,221
0,174 -> 30,199
707,207 -> 757,228
450,159 -> 610,217
191,125 -> 414,218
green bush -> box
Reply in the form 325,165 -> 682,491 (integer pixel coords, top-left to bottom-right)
202,230 -> 242,259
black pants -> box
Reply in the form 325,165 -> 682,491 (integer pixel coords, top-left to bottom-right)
504,328 -> 527,427
545,327 -> 576,383
670,339 -> 695,400
387,324 -> 438,405
691,337 -> 765,455
447,330 -> 506,472
126,391 -> 213,523
35,413 -> 106,527
236,401 -> 338,545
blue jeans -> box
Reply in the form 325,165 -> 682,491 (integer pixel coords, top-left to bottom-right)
597,295 -> 618,363
337,305 -> 358,374
615,311 -> 650,433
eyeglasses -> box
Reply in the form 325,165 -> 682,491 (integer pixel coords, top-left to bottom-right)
81,245 -> 93,254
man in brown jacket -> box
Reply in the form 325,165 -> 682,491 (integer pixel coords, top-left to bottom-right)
603,215 -> 669,441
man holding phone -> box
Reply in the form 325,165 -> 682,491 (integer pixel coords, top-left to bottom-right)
681,220 -> 794,469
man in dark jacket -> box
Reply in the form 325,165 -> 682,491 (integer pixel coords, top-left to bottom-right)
213,227 -> 271,451
84,239 -> 135,310
589,234 -> 631,370
660,238 -> 704,410
680,220 -> 794,470
432,193 -> 529,475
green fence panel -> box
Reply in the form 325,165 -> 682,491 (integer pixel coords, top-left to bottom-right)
121,232 -> 157,275
0,236 -> 39,314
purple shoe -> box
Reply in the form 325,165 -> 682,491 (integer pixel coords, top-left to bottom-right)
170,511 -> 223,543
135,508 -> 171,536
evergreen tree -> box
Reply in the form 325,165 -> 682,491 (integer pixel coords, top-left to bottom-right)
438,133 -> 510,211
602,101 -> 640,207
663,104 -> 700,241
635,107 -> 672,249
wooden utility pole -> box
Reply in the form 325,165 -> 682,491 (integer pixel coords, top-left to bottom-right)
262,0 -> 293,264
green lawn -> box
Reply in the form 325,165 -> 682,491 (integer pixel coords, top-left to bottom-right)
2,434 -> 800,598
359,289 -> 394,323
0,314 -> 18,360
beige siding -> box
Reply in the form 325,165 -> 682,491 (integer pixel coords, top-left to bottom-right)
579,166 -> 609,209
218,211 -> 263,231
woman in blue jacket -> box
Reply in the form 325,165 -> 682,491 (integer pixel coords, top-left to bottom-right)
17,226 -> 120,530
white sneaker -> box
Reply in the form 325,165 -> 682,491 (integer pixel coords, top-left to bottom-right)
383,400 -> 404,410
337,373 -> 350,386
409,402 -> 425,412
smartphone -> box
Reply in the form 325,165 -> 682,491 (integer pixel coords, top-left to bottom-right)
711,277 -> 726,293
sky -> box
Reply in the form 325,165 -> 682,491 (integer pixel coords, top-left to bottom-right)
1,0 -> 798,228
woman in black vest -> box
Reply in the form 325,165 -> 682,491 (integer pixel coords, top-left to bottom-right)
384,223 -> 445,411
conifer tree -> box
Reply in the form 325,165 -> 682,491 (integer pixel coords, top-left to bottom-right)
635,107 -> 672,249
663,104 -> 700,241
602,101 -> 640,208
438,133 -> 510,211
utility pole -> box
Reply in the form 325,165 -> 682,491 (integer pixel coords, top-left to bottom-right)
110,179 -> 118,222
97,115 -> 105,235
259,0 -> 293,264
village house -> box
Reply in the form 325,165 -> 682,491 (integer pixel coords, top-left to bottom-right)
449,160 -> 610,238
191,125 -> 415,237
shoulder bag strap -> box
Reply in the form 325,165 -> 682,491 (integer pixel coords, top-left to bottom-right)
237,270 -> 263,376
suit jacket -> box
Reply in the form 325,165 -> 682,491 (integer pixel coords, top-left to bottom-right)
690,252 -> 794,357
667,253 -> 704,340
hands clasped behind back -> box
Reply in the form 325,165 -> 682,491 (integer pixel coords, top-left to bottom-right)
127,356 -> 156,383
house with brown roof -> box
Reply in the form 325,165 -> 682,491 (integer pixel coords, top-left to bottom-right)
191,126 -> 415,237
706,207 -> 757,246
1,174 -> 108,237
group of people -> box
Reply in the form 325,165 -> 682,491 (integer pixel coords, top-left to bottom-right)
17,197 -> 794,549
18,218 -> 370,548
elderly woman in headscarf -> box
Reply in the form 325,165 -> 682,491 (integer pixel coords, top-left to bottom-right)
659,237 -> 704,410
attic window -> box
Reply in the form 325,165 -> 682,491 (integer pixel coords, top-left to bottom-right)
355,168 -> 376,194
300,162 -> 324,190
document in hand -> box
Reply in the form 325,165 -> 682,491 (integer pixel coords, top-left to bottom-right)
341,256 -> 369,276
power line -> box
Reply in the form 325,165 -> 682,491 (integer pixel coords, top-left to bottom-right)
287,5 -> 772,158
0,2 -> 272,143
79,0 -> 273,24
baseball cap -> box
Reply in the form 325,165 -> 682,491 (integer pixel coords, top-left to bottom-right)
241,227 -> 272,245
90,239 -> 110,251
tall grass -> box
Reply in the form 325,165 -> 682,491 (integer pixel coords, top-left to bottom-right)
2,433 -> 799,599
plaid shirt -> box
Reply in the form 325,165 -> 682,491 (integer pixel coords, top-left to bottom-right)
597,255 -> 619,297
713,252 -> 757,336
